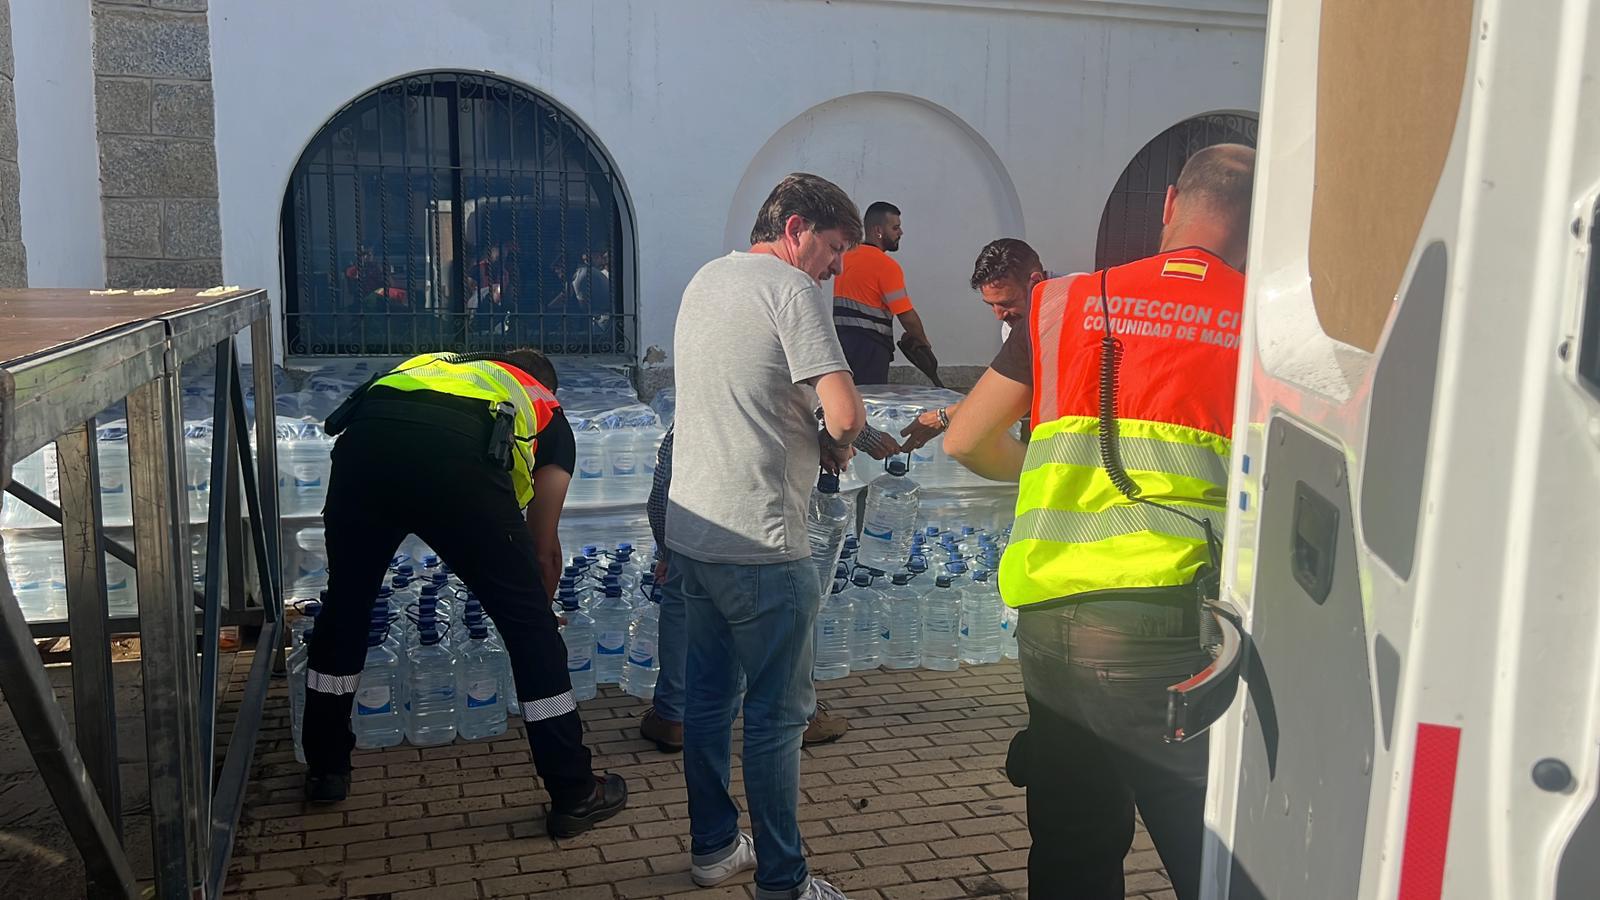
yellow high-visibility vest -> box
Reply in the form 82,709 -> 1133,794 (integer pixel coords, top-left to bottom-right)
373,353 -> 557,508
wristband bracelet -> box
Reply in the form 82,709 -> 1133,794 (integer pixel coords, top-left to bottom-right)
936,407 -> 950,430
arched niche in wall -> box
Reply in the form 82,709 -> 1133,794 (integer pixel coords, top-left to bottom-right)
279,71 -> 636,358
1094,111 -> 1258,271
725,92 -> 1025,367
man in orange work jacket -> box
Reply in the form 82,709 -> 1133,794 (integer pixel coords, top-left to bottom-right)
944,144 -> 1255,899
831,201 -> 936,384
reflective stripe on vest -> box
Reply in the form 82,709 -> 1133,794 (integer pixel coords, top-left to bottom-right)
833,296 -> 894,336
372,353 -> 555,508
999,250 -> 1243,608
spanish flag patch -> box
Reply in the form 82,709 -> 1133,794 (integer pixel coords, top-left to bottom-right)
1161,258 -> 1209,280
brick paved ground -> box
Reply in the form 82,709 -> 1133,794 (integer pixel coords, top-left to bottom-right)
228,660 -> 1175,899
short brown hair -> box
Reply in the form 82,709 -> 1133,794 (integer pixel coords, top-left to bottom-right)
749,173 -> 863,245
1174,143 -> 1255,232
970,238 -> 1043,291
502,347 -> 558,391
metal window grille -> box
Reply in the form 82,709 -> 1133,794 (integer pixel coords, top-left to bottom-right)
1094,113 -> 1259,271
281,72 -> 631,358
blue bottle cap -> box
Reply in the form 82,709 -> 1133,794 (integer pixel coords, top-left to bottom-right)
618,542 -> 633,552
948,561 -> 968,574
423,554 -> 439,566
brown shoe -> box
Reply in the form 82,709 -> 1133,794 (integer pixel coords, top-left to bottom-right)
641,706 -> 683,753
803,702 -> 849,746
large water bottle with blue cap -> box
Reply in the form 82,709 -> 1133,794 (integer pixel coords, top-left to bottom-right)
591,584 -> 632,684
288,607 -> 318,763
807,471 -> 853,599
561,594 -> 598,701
352,623 -> 404,749
880,572 -> 923,670
920,574 -> 962,672
404,614 -> 458,746
959,568 -> 1003,666
857,457 -> 921,572
621,582 -> 661,700
846,571 -> 884,671
456,603 -> 508,741
813,577 -> 853,681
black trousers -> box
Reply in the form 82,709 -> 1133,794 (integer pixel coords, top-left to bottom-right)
1013,591 -> 1212,899
302,410 -> 594,808
837,326 -> 893,386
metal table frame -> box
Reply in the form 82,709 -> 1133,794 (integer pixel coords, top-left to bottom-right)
0,289 -> 282,899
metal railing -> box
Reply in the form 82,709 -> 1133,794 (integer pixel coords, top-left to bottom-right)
0,288 -> 281,899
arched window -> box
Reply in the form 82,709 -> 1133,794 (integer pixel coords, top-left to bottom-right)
1095,112 -> 1258,270
281,72 -> 631,357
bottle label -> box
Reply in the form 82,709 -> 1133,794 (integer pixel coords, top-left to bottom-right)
355,686 -> 391,715
466,679 -> 499,708
881,627 -> 892,641
579,456 -> 604,479
611,452 -> 637,475
627,640 -> 655,668
567,649 -> 592,673
598,630 -> 626,654
863,522 -> 893,541
294,465 -> 322,491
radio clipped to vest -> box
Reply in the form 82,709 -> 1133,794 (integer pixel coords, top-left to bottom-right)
487,401 -> 518,470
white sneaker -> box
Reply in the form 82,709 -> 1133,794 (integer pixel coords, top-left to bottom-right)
798,877 -> 851,899
691,831 -> 756,887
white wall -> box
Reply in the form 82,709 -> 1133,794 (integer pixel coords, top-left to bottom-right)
13,0 -> 105,288
207,0 -> 1265,366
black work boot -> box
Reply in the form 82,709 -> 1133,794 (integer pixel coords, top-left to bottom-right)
304,771 -> 352,804
547,773 -> 628,838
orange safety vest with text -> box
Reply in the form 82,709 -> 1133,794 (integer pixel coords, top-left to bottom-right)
998,248 -> 1244,607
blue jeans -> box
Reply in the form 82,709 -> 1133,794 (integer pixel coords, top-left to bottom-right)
651,559 -> 688,722
676,554 -> 819,899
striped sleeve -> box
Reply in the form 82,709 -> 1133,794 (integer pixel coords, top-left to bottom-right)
882,259 -> 913,314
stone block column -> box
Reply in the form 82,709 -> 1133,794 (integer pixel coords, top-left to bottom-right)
0,0 -> 28,288
92,0 -> 220,287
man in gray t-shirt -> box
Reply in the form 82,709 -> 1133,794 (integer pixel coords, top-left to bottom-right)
666,174 -> 866,900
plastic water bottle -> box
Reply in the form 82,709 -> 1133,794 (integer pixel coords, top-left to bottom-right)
881,573 -> 923,669
857,459 -> 921,572
288,627 -> 312,763
920,575 -> 962,671
1001,604 -> 1020,660
280,424 -> 332,518
96,421 -> 133,527
591,584 -> 631,684
103,554 -> 138,618
182,421 -> 212,524
390,575 -> 417,617
807,472 -> 853,599
959,569 -> 1003,665
846,572 -> 884,671
621,584 -> 661,700
405,620 -> 458,746
561,597 -> 598,701
813,578 -> 852,681
456,621 -> 508,741
574,433 -> 606,502
292,527 -> 328,593
352,628 -> 404,749
603,429 -> 643,501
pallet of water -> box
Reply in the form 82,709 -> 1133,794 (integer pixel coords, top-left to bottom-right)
285,539 -> 668,762
811,520 -> 1018,682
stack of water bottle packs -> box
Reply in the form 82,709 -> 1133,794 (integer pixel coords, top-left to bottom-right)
809,463 -> 1018,679
285,542 -> 668,760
